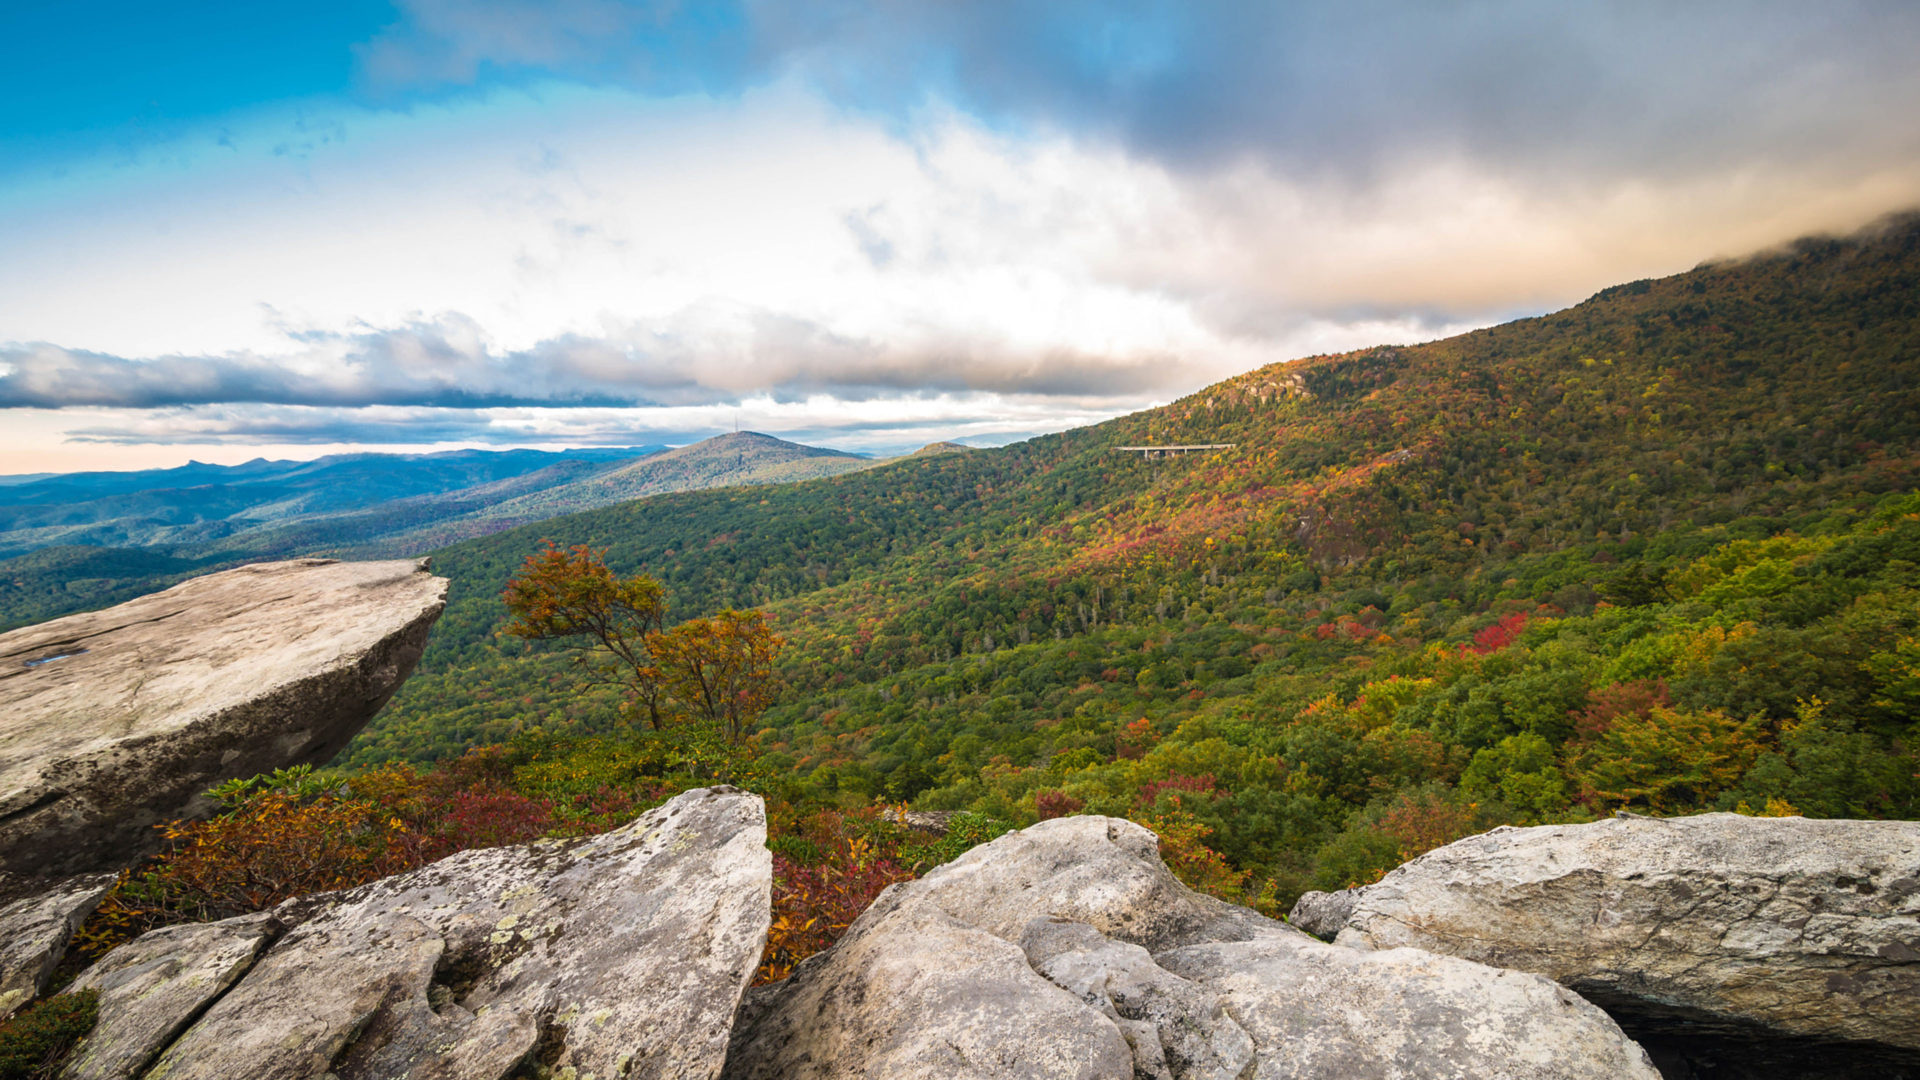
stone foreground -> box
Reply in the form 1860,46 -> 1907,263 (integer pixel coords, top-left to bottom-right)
0,872 -> 116,1018
725,815 -> 1660,1080
67,786 -> 771,1080
1306,812 -> 1920,1074
0,558 -> 447,876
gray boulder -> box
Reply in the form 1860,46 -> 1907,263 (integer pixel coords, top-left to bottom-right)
0,871 -> 116,1017
72,786 -> 769,1080
728,902 -> 1137,1080
1286,887 -> 1357,940
1021,917 -> 1255,1080
0,558 -> 447,876
1333,812 -> 1920,1073
725,815 -> 1658,1080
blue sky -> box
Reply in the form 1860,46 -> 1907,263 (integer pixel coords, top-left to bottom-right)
4,1 -> 1919,471
1,2 -> 391,160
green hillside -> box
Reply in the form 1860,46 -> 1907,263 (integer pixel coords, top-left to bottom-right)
348,215 -> 1920,901
0,433 -> 874,631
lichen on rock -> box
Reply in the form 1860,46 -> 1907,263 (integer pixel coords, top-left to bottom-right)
74,787 -> 769,1080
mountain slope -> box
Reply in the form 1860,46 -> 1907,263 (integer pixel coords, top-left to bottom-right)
394,215 -> 1920,674
0,433 -> 878,628
361,431 -> 875,552
0,447 -> 658,559
354,215 -> 1920,901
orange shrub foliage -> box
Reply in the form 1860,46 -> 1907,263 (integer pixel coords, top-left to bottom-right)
1141,803 -> 1249,899
757,807 -> 920,984
759,836 -> 914,985
76,757 -> 609,959
1374,788 -> 1482,864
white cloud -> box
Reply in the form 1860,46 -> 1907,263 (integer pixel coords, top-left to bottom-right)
3,72 -> 1918,471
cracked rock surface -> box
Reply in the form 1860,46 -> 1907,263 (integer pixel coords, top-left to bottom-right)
0,871 -> 116,1018
1327,812 -> 1920,1066
61,913 -> 277,1080
724,815 -> 1658,1080
72,786 -> 769,1080
0,558 -> 447,877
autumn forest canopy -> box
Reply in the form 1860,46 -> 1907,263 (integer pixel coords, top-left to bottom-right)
333,216 -> 1920,892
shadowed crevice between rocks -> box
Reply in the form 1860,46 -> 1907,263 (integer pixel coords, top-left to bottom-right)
1574,985 -> 1920,1080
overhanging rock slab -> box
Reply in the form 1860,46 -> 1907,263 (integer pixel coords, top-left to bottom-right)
0,558 -> 447,876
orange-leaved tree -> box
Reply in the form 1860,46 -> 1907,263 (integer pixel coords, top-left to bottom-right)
503,542 -> 670,726
651,609 -> 782,745
503,541 -> 782,744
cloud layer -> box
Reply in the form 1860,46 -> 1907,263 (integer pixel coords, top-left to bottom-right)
0,311 -> 1192,409
5,3 -> 1920,468
361,1 -> 1920,183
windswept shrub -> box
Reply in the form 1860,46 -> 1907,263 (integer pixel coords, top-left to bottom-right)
760,834 -> 914,985
77,750 -> 637,959
755,806 -> 1014,984
78,789 -> 421,954
1141,803 -> 1249,899
0,990 -> 98,1080
1035,789 -> 1085,819
1572,704 -> 1766,812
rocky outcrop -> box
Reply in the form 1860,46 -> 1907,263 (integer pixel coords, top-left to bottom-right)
1324,812 -> 1920,1077
0,558 -> 447,877
64,786 -> 768,1080
725,815 -> 1658,1080
0,871 -> 116,1018
885,807 -> 960,835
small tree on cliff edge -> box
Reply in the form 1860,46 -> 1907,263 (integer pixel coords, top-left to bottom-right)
502,541 -> 781,743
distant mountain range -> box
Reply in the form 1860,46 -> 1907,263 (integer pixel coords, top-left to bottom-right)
0,432 -> 883,629
0,446 -> 660,559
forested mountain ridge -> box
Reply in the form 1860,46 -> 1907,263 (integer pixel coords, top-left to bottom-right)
373,430 -> 875,546
354,214 -> 1920,901
0,433 -> 874,630
262,431 -> 876,558
387,213 -> 1918,674
0,446 -> 655,555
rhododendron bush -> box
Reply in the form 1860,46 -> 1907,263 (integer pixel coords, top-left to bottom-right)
71,735 -> 1020,984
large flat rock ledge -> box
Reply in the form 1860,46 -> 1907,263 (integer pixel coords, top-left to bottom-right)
0,558 -> 447,877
